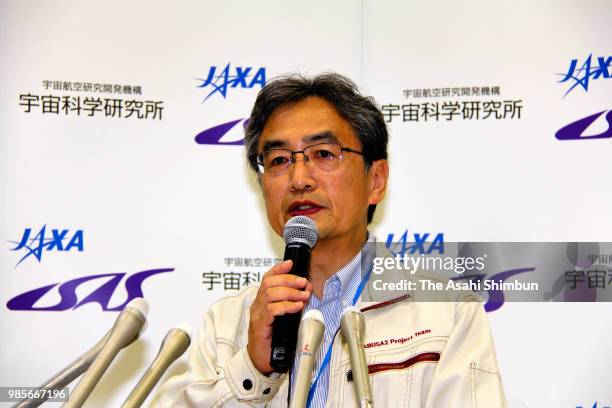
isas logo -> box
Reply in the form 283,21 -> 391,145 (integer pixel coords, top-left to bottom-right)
556,110 -> 612,141
384,231 -> 535,312
8,225 -> 84,267
194,63 -> 266,146
195,118 -> 249,146
6,268 -> 173,312
450,268 -> 534,312
555,54 -> 612,141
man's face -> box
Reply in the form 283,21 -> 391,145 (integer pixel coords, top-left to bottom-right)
257,96 -> 387,244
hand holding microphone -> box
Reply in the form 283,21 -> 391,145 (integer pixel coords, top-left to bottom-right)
270,216 -> 319,372
248,216 -> 318,375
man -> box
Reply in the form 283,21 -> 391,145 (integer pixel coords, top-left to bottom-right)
151,73 -> 506,407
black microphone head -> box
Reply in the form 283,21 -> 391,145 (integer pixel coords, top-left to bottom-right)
283,216 -> 319,248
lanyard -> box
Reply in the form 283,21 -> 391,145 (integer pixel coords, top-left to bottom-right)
305,265 -> 373,407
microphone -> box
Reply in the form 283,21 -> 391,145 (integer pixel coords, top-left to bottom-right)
271,216 -> 319,372
289,309 -> 325,408
340,306 -> 373,408
121,324 -> 191,408
14,329 -> 140,408
63,298 -> 149,408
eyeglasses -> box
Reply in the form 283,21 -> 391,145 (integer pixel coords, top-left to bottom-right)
255,142 -> 363,175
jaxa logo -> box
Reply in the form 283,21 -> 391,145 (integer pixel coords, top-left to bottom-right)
577,403 -> 611,408
8,225 -> 84,267
195,64 -> 266,103
557,54 -> 611,98
385,230 -> 445,255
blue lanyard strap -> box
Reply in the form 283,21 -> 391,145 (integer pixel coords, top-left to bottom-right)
305,266 -> 373,407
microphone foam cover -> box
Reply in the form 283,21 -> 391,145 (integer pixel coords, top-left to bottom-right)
302,309 -> 324,324
126,297 -> 150,318
173,323 -> 193,339
341,305 -> 361,316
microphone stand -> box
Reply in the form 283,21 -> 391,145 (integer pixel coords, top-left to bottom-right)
13,330 -> 138,408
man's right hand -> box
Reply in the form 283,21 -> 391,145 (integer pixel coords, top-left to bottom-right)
247,260 -> 312,375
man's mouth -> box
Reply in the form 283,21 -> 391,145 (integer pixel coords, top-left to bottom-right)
288,201 -> 323,216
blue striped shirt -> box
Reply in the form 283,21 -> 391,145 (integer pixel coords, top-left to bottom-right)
290,236 -> 372,408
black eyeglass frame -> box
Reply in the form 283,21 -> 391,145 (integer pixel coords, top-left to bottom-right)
254,142 -> 364,174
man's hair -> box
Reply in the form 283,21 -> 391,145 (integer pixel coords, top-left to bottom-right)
244,72 -> 388,223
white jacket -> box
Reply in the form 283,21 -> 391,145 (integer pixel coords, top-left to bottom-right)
150,266 -> 507,407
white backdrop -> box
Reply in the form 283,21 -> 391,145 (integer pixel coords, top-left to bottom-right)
1,0 -> 611,407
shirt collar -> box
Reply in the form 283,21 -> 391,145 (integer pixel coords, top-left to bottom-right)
322,232 -> 376,306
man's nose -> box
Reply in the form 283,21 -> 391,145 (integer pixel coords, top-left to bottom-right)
289,154 -> 316,192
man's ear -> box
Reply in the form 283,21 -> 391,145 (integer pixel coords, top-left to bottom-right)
368,159 -> 389,205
